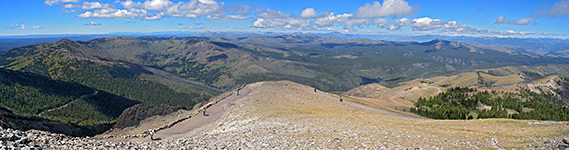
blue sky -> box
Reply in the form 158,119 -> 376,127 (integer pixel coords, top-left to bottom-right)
1,0 -> 568,38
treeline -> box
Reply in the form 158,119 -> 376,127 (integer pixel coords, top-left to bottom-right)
412,87 -> 569,121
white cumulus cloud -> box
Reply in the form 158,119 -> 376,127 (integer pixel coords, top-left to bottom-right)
343,18 -> 370,29
498,30 -> 535,35
207,5 -> 252,20
494,16 -> 536,25
315,12 -> 352,27
85,21 -> 102,26
11,24 -> 26,29
61,9 -> 78,13
409,17 -> 474,32
143,0 -> 172,11
62,4 -> 79,9
44,0 -> 79,6
386,17 -> 541,36
533,0 -> 569,18
143,14 -> 163,20
475,8 -> 486,13
300,8 -> 318,18
51,0 -> 239,21
229,5 -> 253,16
10,24 -> 43,30
253,9 -> 309,29
311,10 -> 392,29
355,0 -> 418,18
410,17 -> 450,31
163,0 -> 221,18
207,15 -> 248,20
388,17 -> 410,31
121,0 -> 142,9
77,8 -> 147,18
82,2 -> 113,10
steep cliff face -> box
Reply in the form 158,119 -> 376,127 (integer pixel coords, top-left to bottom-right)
113,104 -> 185,128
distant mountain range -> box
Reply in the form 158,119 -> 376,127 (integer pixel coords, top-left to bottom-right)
2,32 -> 568,57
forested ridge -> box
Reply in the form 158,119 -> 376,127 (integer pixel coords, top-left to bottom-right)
413,86 -> 569,120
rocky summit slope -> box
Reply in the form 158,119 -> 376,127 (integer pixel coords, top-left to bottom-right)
2,81 -> 569,149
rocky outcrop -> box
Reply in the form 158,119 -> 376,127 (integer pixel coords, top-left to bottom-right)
113,104 -> 184,128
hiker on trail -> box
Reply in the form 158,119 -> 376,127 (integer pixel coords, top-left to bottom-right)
340,96 -> 343,102
148,129 -> 155,140
203,108 -> 206,116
